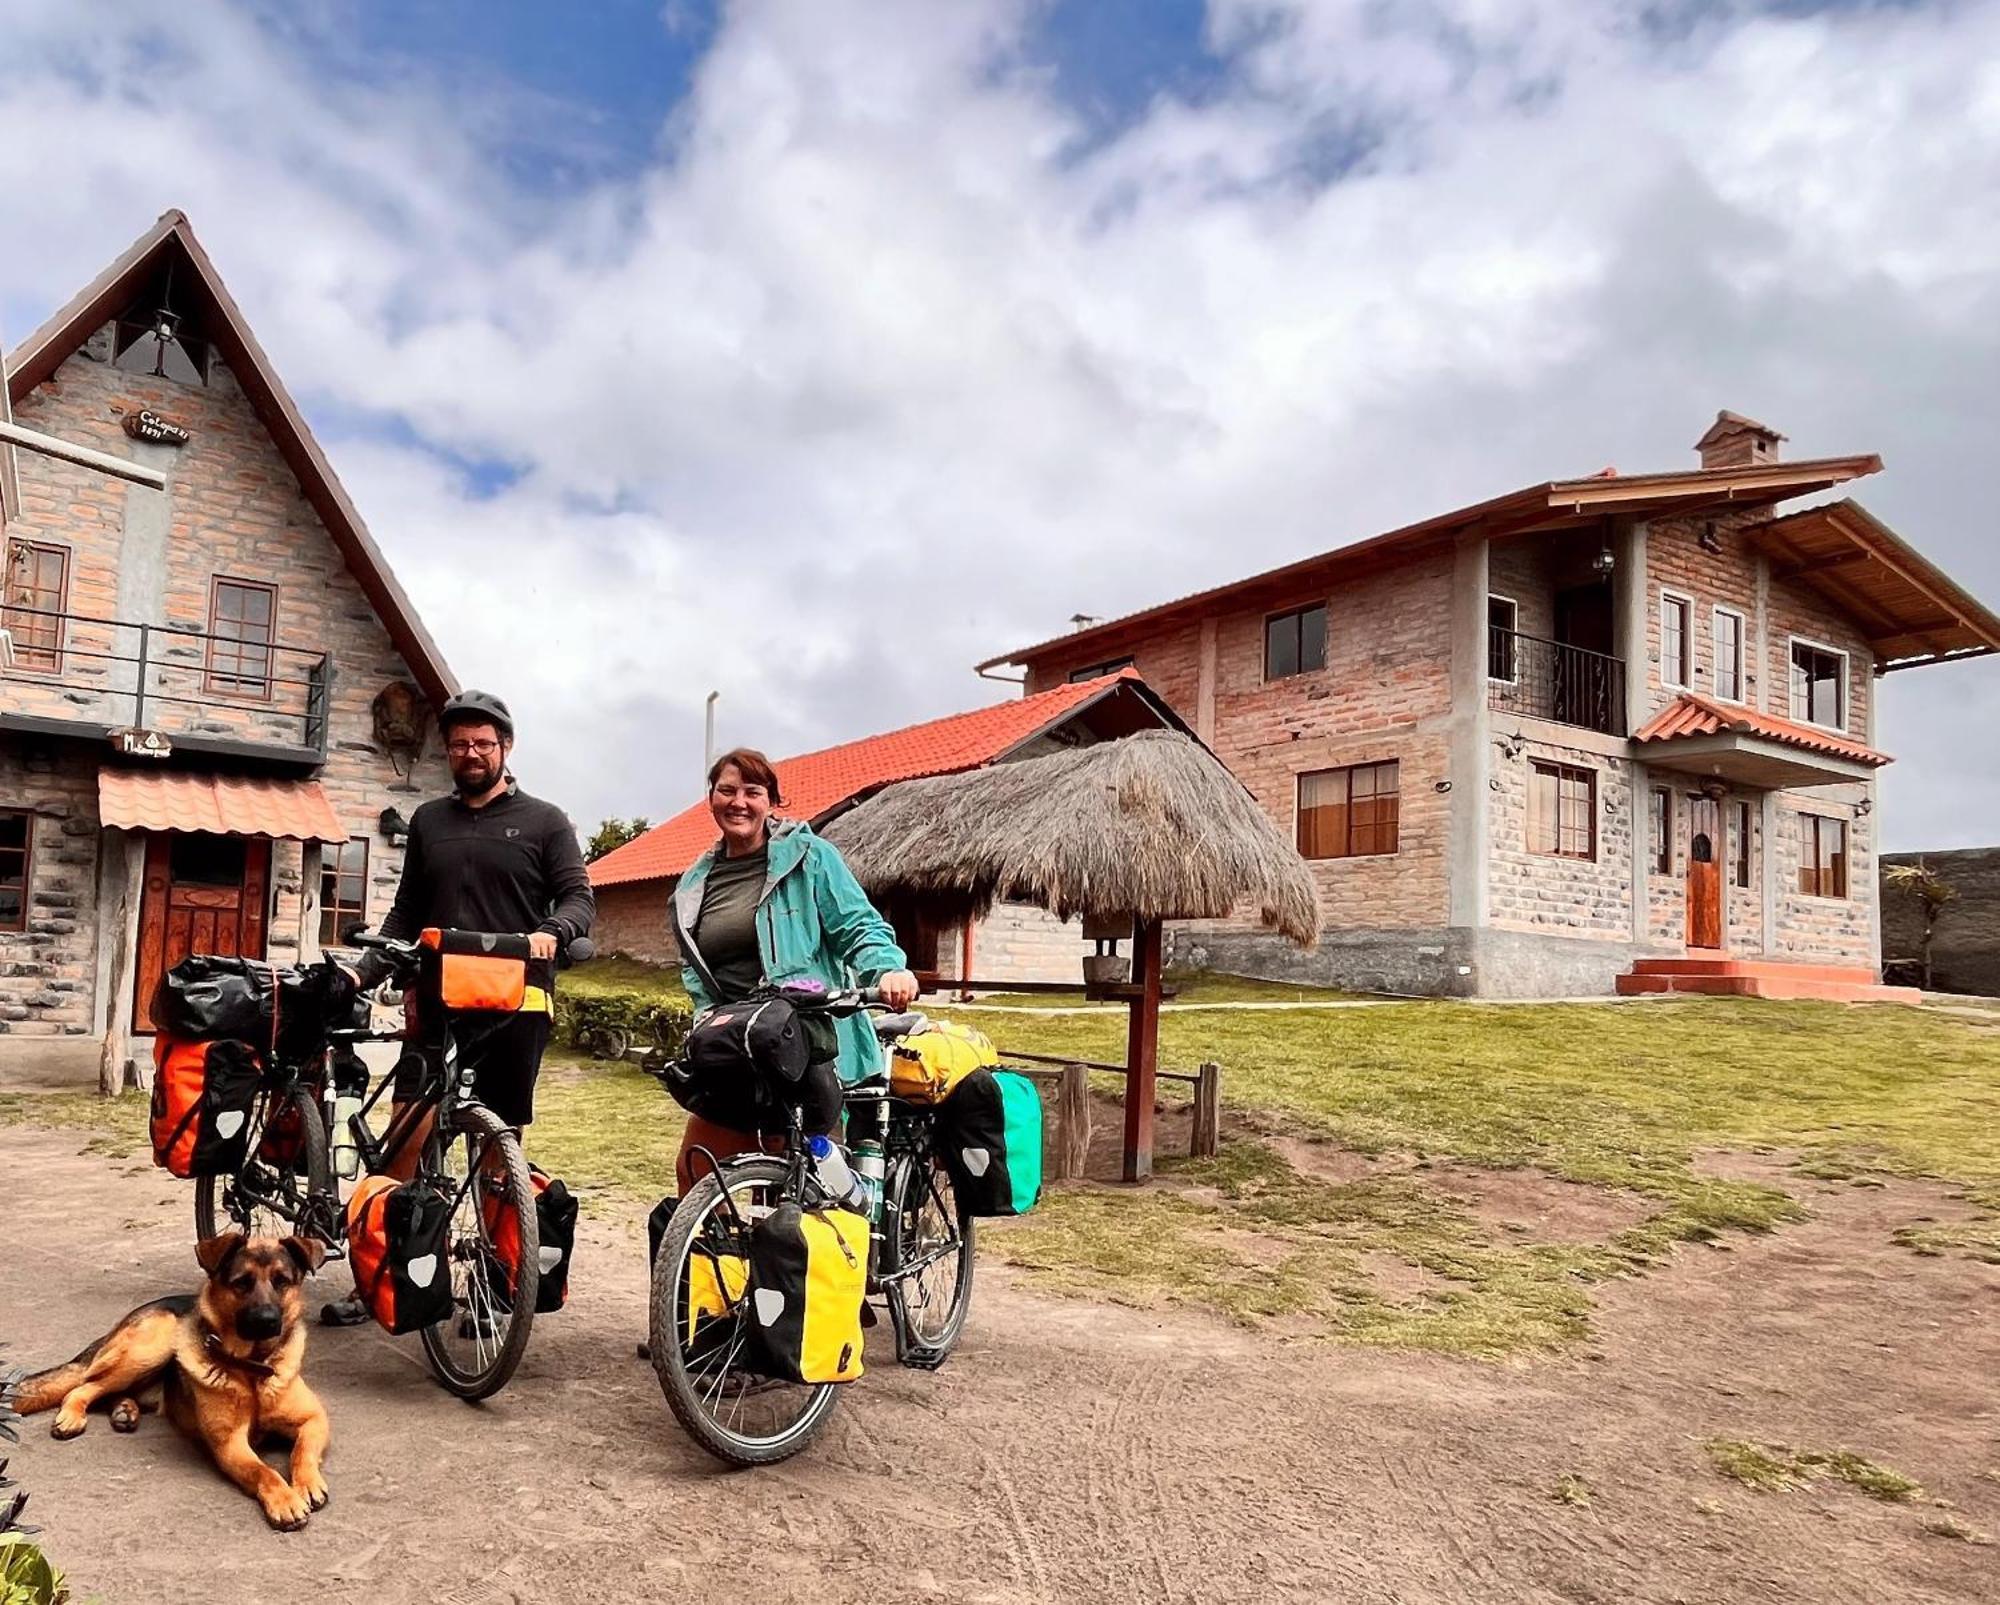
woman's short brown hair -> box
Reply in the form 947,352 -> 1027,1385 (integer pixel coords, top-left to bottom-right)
707,747 -> 783,806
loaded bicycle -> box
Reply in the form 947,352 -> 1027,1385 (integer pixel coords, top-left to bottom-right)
173,926 -> 591,1399
646,984 -> 989,1466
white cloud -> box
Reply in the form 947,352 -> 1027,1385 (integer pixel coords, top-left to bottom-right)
2,0 -> 1997,847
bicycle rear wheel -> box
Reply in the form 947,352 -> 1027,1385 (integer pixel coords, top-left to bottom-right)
882,1149 -> 974,1366
648,1157 -> 840,1466
195,1087 -> 332,1250
417,1102 -> 538,1400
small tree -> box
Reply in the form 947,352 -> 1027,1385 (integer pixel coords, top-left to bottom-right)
586,817 -> 651,862
1884,859 -> 1956,990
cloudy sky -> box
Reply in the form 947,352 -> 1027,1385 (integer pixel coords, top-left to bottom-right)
2,0 -> 1996,847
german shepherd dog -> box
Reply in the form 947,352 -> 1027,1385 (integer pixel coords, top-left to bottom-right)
7,1235 -> 332,1529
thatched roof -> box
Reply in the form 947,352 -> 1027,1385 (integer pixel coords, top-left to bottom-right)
820,730 -> 1319,948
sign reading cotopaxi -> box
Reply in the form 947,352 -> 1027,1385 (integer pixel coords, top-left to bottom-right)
121,410 -> 191,447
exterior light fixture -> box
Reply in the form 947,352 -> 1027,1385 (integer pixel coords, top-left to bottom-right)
1592,541 -> 1616,577
378,806 -> 411,844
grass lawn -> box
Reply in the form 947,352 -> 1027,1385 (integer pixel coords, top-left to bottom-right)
10,994 -> 1997,1358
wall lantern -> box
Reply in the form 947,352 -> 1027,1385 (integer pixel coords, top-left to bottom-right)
1592,540 -> 1616,577
378,806 -> 411,845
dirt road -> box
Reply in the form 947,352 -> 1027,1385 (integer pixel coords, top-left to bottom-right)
4,1125 -> 1997,1605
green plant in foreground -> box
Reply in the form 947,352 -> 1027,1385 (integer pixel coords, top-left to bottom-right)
0,1537 -> 68,1605
1553,1473 -> 1592,1507
1703,1439 -> 1920,1501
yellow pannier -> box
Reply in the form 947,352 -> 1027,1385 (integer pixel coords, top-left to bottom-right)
888,1019 -> 999,1103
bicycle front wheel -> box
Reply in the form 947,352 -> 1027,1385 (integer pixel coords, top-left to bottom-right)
195,1087 -> 332,1250
648,1157 -> 840,1466
882,1149 -> 975,1365
417,1102 -> 538,1400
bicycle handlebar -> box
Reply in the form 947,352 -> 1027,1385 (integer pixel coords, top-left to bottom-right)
342,926 -> 596,972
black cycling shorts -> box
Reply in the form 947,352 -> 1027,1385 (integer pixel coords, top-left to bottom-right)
393,1010 -> 552,1129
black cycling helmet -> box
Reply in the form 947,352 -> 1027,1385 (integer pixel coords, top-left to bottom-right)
438,689 -> 514,739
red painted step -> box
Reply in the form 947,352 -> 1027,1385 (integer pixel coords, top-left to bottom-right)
1626,956 -> 1881,985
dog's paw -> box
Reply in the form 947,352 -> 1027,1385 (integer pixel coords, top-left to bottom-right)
294,1469 -> 329,1511
261,1485 -> 313,1531
110,1400 -> 141,1433
49,1411 -> 86,1441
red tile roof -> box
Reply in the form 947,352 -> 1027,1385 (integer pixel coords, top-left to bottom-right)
97,769 -> 351,839
590,671 -> 1144,887
1633,693 -> 1890,767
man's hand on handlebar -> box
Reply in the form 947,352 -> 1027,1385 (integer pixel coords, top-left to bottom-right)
527,931 -> 559,962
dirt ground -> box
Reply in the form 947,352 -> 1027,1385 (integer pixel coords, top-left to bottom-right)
4,1124 -> 1998,1605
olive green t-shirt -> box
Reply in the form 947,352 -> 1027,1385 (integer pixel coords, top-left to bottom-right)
694,845 -> 767,1003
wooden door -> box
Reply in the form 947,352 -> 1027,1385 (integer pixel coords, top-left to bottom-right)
1685,795 -> 1723,951
134,833 -> 271,1031
1554,583 -> 1616,729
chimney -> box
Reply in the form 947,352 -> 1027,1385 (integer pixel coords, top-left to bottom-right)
1694,410 -> 1785,471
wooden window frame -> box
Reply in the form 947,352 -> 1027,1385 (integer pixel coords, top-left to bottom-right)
1264,602 -> 1328,682
1712,605 -> 1746,704
1528,760 -> 1597,861
1788,636 -> 1848,733
318,837 -> 369,949
1295,760 -> 1401,860
1798,813 -> 1849,900
3,538 -> 71,675
1648,786 -> 1672,876
1066,656 -> 1135,685
204,576 -> 280,701
1487,594 -> 1519,685
1659,590 -> 1694,691
0,809 -> 31,934
1731,799 -> 1752,890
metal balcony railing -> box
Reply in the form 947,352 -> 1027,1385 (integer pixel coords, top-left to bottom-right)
1488,626 -> 1626,737
0,605 -> 330,758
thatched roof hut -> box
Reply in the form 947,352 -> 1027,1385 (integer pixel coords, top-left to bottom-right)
820,729 -> 1319,947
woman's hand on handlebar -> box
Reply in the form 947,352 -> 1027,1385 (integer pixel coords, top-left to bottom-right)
876,969 -> 920,1010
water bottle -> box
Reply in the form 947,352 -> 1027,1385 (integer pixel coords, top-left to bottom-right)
852,1137 -> 886,1221
807,1135 -> 869,1213
331,1092 -> 364,1180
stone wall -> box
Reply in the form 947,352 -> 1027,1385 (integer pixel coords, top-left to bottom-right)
0,745 -> 102,1063
1771,794 -> 1876,964
1880,847 -> 2000,996
1487,730 -> 1637,942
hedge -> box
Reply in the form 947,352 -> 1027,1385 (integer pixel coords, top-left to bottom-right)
559,989 -> 694,1059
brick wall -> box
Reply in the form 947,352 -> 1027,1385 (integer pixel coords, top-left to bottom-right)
594,878 -> 679,964
934,901 -> 1087,988
0,746 -> 102,1042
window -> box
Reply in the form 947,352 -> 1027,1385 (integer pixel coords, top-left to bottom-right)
206,578 -> 277,697
1660,593 -> 1692,689
1528,761 -> 1596,860
1648,787 -> 1672,875
318,838 -> 369,948
1297,761 -> 1400,859
3,540 -> 69,671
1790,640 -> 1847,730
0,811 -> 29,933
1798,814 -> 1848,899
1066,657 -> 1134,685
1713,607 -> 1745,702
1731,800 -> 1752,890
1265,603 -> 1327,680
1487,595 -> 1519,683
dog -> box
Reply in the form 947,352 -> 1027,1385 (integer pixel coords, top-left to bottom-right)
7,1235 -> 332,1530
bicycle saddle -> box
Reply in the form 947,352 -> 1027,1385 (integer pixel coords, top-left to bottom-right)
872,1012 -> 924,1042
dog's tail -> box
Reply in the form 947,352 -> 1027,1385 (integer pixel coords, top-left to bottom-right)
7,1340 -> 104,1416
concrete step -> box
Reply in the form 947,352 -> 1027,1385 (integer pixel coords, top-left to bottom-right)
1627,957 -> 1880,985
1615,972 -> 1921,1004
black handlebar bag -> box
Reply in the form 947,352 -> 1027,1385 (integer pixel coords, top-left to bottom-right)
665,996 -> 814,1129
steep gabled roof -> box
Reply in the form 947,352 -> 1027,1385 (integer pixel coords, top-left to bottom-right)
590,670 -> 1181,887
979,454 -> 1882,674
6,211 -> 456,707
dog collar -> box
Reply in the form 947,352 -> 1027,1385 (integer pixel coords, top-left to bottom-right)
201,1328 -> 278,1380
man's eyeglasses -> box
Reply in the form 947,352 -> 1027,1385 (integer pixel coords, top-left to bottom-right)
446,740 -> 502,757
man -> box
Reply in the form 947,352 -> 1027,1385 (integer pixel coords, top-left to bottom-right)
321,689 -> 593,1327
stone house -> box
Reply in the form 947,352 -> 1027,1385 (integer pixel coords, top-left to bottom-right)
1,212 -> 454,1087
589,674 -> 1182,984
978,414 -> 2000,1000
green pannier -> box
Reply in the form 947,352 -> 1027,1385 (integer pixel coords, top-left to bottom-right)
940,1068 -> 1043,1216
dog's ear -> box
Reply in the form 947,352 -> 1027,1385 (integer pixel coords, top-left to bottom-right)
280,1236 -> 327,1276
195,1234 -> 247,1276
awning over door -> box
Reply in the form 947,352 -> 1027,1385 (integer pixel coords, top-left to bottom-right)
1634,693 -> 1889,790
98,769 -> 349,841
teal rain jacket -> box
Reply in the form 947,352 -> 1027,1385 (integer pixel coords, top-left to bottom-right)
673,820 -> 908,1083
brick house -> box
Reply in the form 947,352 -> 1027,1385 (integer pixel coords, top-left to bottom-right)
1,212 -> 454,1087
589,673 -> 1181,982
978,415 -> 2000,999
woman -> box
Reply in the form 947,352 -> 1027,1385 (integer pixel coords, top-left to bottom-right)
670,747 -> 919,1191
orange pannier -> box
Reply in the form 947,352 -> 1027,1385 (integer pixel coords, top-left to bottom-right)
420,928 -> 530,1013
344,1175 -> 455,1334
149,1036 -> 262,1178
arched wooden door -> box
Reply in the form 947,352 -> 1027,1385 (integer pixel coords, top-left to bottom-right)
1685,795 -> 1723,951
134,833 -> 271,1032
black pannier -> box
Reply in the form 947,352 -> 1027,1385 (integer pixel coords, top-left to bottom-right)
152,955 -> 359,1061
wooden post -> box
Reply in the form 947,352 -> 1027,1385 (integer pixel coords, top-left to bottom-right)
1122,917 -> 1163,1182
1191,1061 -> 1221,1159
1054,1062 -> 1090,1180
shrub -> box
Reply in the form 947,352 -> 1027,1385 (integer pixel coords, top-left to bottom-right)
560,990 -> 693,1059
0,1537 -> 67,1605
